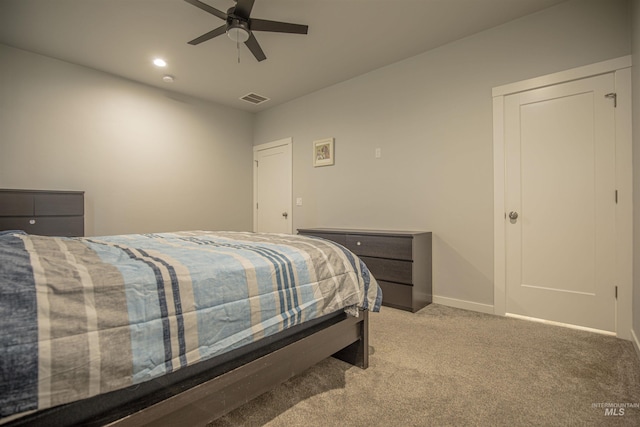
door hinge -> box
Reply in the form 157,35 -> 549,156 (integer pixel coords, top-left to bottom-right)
605,92 -> 617,107
255,160 -> 259,167
615,190 -> 618,204
615,286 -> 618,299
256,203 -> 258,209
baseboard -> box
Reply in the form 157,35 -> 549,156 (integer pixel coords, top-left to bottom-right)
632,329 -> 640,361
433,297 -> 638,346
432,296 -> 494,315
506,313 -> 616,336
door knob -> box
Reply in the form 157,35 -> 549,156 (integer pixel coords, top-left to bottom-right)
508,211 -> 518,220
282,212 -> 288,219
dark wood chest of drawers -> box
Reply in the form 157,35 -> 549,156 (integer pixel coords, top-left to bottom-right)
298,228 -> 432,312
0,189 -> 85,237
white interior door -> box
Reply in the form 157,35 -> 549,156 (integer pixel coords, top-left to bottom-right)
504,73 -> 616,332
253,138 -> 292,234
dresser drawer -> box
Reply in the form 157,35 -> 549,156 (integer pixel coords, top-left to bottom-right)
35,193 -> 84,216
304,232 -> 347,247
360,256 -> 412,285
0,216 -> 84,237
345,234 -> 412,260
378,280 -> 412,310
0,192 -> 34,216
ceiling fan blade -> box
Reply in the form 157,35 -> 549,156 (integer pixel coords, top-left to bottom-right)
234,0 -> 255,19
188,25 -> 227,45
245,33 -> 266,62
183,0 -> 227,20
250,18 -> 308,34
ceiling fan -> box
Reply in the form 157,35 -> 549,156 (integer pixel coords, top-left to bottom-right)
184,0 -> 308,62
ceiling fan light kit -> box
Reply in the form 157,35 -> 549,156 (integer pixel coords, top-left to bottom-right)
184,0 -> 308,62
227,19 -> 250,42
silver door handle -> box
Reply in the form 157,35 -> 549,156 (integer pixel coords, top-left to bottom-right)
282,212 -> 288,219
509,211 -> 518,220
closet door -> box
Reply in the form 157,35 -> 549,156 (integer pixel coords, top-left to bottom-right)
504,73 -> 616,332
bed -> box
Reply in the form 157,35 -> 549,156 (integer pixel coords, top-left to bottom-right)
0,230 -> 381,426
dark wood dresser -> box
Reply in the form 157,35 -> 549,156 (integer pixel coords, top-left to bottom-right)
298,228 -> 432,312
0,189 -> 85,237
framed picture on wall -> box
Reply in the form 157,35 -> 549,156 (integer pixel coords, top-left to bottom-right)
313,138 -> 334,167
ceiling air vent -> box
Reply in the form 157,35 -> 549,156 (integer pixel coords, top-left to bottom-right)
240,93 -> 270,105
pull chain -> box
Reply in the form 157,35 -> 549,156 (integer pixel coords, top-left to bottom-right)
237,39 -> 240,64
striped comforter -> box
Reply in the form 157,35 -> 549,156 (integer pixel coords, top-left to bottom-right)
0,230 -> 381,419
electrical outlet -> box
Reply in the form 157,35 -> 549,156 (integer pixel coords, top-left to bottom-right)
296,197 -> 303,206
375,148 -> 381,158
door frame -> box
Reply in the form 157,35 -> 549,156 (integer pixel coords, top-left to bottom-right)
492,56 -> 632,339
253,137 -> 293,234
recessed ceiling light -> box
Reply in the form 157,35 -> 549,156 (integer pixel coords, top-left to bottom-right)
162,75 -> 175,83
153,58 -> 167,67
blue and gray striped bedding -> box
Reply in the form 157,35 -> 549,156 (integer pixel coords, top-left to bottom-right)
0,230 -> 381,419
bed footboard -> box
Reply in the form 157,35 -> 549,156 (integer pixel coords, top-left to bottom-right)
108,311 -> 369,426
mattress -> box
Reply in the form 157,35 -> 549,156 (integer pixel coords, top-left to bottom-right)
0,230 -> 381,420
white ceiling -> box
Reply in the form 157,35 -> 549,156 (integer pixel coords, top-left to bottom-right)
0,0 -> 566,112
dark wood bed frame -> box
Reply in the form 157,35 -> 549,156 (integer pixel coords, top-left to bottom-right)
0,192 -> 371,426
111,310 -> 369,426
5,310 -> 368,427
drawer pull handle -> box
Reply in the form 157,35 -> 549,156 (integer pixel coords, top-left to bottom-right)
29,219 -> 36,225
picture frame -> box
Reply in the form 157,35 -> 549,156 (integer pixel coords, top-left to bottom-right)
313,138 -> 334,167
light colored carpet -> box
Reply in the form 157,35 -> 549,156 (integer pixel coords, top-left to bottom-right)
209,304 -> 640,426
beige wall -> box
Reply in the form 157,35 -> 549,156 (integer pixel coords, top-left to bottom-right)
0,44 -> 254,236
253,0 -> 632,307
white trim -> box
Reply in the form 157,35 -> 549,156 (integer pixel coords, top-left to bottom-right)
613,67 -> 633,340
433,296 -> 494,315
253,138 -> 293,234
492,56 -> 633,339
506,313 -> 616,337
253,138 -> 292,152
492,56 -> 631,97
492,95 -> 506,316
631,329 -> 640,361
